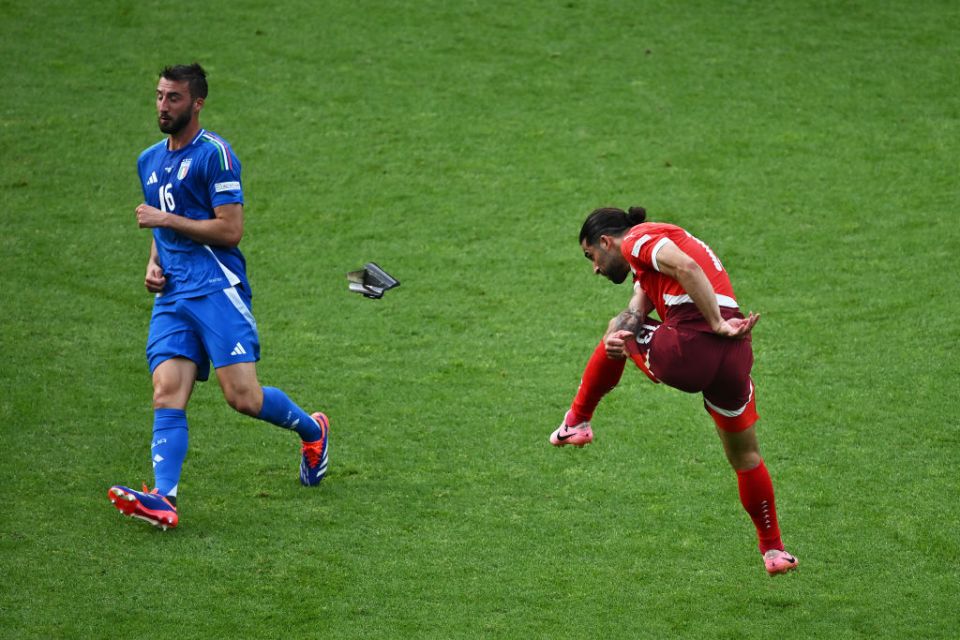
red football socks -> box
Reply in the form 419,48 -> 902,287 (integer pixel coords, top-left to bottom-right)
567,341 -> 626,425
736,459 -> 784,554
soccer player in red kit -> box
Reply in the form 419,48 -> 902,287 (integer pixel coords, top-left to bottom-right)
549,205 -> 798,576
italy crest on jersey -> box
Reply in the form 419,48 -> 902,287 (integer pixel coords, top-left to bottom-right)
177,158 -> 192,181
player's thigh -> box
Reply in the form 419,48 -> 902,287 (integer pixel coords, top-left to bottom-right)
181,286 -> 261,370
703,339 -> 758,432
648,326 -> 721,392
147,302 -> 211,381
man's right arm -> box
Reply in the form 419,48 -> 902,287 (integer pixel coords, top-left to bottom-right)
603,286 -> 652,358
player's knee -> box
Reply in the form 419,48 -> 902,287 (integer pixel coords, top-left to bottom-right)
153,385 -> 184,409
727,449 -> 762,471
152,388 -> 169,409
224,387 -> 261,416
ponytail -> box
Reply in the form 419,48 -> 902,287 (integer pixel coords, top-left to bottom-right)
579,206 -> 647,245
626,206 -> 647,225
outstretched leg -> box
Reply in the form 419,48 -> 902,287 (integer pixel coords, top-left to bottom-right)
550,341 -> 626,446
569,340 -> 627,423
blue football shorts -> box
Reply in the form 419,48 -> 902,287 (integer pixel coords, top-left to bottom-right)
146,285 -> 261,381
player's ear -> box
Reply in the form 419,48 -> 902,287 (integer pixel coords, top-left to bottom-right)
193,97 -> 204,113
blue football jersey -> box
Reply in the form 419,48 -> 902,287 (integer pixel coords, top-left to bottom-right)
137,129 -> 248,304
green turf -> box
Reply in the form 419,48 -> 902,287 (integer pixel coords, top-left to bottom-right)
2,0 -> 958,637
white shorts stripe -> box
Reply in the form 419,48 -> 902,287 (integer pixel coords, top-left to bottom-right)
222,286 -> 258,332
704,381 -> 754,417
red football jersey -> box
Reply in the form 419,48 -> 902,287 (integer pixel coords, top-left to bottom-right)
620,222 -> 739,325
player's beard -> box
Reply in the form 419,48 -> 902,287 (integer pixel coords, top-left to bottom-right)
602,257 -> 631,284
606,266 -> 630,284
158,109 -> 192,135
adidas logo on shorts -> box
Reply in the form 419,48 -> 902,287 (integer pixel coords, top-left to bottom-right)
230,342 -> 247,356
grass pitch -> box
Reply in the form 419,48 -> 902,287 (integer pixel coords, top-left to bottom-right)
1,1 -> 958,638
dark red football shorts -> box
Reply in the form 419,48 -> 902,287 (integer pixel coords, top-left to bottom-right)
629,319 -> 759,432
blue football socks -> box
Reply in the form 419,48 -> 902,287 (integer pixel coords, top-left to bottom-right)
152,408 -> 189,499
258,386 -> 322,442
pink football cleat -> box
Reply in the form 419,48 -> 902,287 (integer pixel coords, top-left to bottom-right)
763,549 -> 799,575
549,411 -> 594,447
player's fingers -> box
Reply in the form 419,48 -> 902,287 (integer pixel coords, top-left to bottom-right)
145,274 -> 165,290
721,318 -> 752,339
737,315 -> 758,337
604,341 -> 625,358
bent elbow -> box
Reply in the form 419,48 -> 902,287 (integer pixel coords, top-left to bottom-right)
676,258 -> 702,279
222,227 -> 243,248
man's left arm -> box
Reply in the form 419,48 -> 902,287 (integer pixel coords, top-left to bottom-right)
136,202 -> 244,248
654,240 -> 759,338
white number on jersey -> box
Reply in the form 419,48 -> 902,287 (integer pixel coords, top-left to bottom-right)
686,232 -> 724,272
159,183 -> 176,212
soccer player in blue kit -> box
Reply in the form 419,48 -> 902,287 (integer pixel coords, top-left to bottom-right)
108,63 -> 329,530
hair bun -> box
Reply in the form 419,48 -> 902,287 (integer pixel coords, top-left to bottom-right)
626,206 -> 647,223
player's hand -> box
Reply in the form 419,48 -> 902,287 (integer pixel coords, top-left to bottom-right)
714,312 -> 760,338
604,330 -> 636,359
145,263 -> 166,293
136,203 -> 168,229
